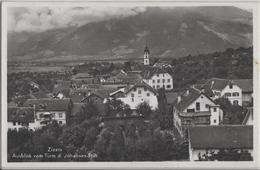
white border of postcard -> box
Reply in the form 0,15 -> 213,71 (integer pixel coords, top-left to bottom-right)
1,0 -> 260,169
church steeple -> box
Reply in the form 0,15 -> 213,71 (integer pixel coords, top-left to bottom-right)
144,44 -> 150,66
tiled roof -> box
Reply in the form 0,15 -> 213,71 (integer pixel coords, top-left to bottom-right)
233,79 -> 253,93
124,80 -> 157,95
31,90 -> 50,99
203,78 -> 230,91
73,73 -> 92,79
173,88 -> 202,112
8,107 -> 35,123
141,66 -> 169,79
23,98 -> 71,111
52,84 -> 71,97
188,125 -> 253,149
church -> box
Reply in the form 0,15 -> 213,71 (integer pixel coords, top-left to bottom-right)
140,45 -> 174,90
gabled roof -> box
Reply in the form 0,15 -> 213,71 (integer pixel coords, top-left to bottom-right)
23,98 -> 71,111
8,107 -> 35,123
188,125 -> 253,149
174,88 -> 202,112
31,90 -> 50,99
233,79 -> 253,93
124,80 -> 157,95
203,78 -> 230,91
141,66 -> 169,79
52,84 -> 71,97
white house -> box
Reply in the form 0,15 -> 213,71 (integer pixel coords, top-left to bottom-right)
110,81 -> 158,110
141,66 -> 173,90
194,78 -> 242,106
8,107 -> 41,131
23,98 -> 72,126
188,125 -> 253,161
233,79 -> 253,106
172,87 -> 223,137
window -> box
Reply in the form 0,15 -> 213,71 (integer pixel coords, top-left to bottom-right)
213,108 -> 217,112
153,80 -> 155,83
233,100 -> 239,105
168,79 -> 170,82
59,121 -> 62,125
138,90 -> 142,94
163,74 -> 165,77
157,74 -> 159,77
166,85 -> 171,89
225,93 -> 231,97
13,122 -> 16,126
18,122 -> 21,125
147,93 -> 150,97
157,79 -> 160,83
132,98 -> 134,102
187,109 -> 195,112
162,79 -> 165,83
59,113 -> 63,118
153,85 -> 155,89
229,84 -> 233,89
144,87 -> 147,91
232,92 -> 239,96
157,85 -> 160,89
196,102 -> 200,111
213,119 -> 217,123
133,88 -> 136,92
131,93 -> 134,97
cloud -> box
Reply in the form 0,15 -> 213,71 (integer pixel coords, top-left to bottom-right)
8,7 -> 147,32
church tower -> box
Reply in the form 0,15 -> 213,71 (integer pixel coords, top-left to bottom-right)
144,45 -> 150,66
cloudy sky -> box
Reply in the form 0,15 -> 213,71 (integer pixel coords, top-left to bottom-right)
8,6 -> 251,33
8,7 -> 147,32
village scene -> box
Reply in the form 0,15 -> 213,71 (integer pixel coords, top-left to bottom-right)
7,6 -> 253,162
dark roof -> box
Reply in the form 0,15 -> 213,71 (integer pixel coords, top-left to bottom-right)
121,72 -> 142,84
188,125 -> 253,149
71,93 -> 85,103
233,79 -> 253,93
31,90 -> 50,99
8,107 -> 35,123
125,80 -> 157,95
52,84 -> 71,97
174,88 -> 202,112
73,73 -> 92,79
141,66 -> 169,79
242,107 -> 253,125
71,103 -> 85,116
23,98 -> 71,111
165,92 -> 179,105
203,78 -> 230,91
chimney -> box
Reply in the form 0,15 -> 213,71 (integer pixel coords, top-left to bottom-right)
185,89 -> 189,96
210,80 -> 214,89
177,95 -> 181,103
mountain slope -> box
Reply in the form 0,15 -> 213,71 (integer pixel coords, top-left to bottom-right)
8,6 -> 252,61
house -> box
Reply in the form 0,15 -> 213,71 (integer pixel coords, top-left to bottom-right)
242,107 -> 253,125
172,87 -> 223,137
52,82 -> 72,99
23,98 -> 72,126
8,107 -> 40,131
141,66 -> 173,90
110,80 -> 158,110
195,78 -> 242,106
188,125 -> 253,161
233,79 -> 253,106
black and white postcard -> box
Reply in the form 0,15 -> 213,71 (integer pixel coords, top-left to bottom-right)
1,0 -> 259,169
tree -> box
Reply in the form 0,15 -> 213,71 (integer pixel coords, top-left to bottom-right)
136,102 -> 152,118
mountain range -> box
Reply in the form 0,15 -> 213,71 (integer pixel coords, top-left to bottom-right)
8,6 -> 253,62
